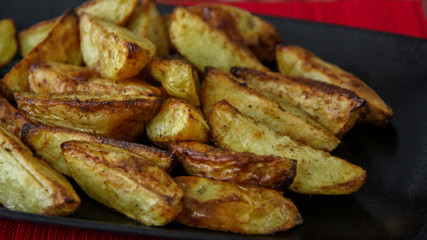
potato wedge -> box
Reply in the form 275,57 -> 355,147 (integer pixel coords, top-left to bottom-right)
21,123 -> 173,176
0,19 -> 17,67
80,13 -> 156,80
209,100 -> 367,195
61,140 -> 183,226
0,126 -> 80,215
146,98 -> 209,148
15,92 -> 162,141
231,67 -> 366,137
127,0 -> 169,56
0,81 -> 13,102
2,10 -> 82,92
187,3 -> 282,63
76,0 -> 139,25
147,56 -> 200,106
169,141 -> 296,189
18,18 -> 57,57
276,45 -> 393,126
174,176 -> 302,234
202,67 -> 340,151
0,97 -> 31,138
169,7 -> 268,73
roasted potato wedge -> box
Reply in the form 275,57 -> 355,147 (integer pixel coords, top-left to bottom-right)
0,97 -> 31,138
209,100 -> 367,195
276,45 -> 393,126
187,3 -> 282,63
76,0 -> 139,25
169,141 -> 296,189
0,19 -> 17,67
127,0 -> 169,56
147,56 -> 200,106
15,92 -> 162,141
61,140 -> 183,226
2,10 -> 82,92
202,67 -> 340,151
231,67 -> 366,137
0,126 -> 80,215
21,123 -> 173,176
18,18 -> 57,57
0,81 -> 13,102
80,13 -> 156,80
169,7 -> 268,73
174,176 -> 302,234
146,98 -> 209,148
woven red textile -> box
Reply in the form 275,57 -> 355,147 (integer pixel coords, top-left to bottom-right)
1,1 -> 426,240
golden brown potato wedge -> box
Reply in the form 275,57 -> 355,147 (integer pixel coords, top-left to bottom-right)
0,19 -> 17,67
127,0 -> 169,56
0,81 -> 13,102
0,97 -> 31,138
147,55 -> 200,106
2,10 -> 82,92
18,18 -> 57,57
209,100 -> 367,195
146,98 -> 209,148
276,45 -> 393,126
231,67 -> 366,137
169,141 -> 296,189
80,13 -> 156,80
61,140 -> 183,226
21,123 -> 173,176
187,3 -> 282,63
15,92 -> 162,141
76,0 -> 139,25
202,67 -> 340,151
174,176 -> 302,234
169,7 -> 268,73
0,126 -> 80,215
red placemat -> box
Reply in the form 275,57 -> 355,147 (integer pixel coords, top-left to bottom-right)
1,1 -> 426,240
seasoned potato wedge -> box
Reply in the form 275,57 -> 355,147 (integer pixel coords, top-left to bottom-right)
21,123 -> 173,176
209,100 -> 367,195
169,141 -> 296,189
232,67 -> 366,137
76,0 -> 139,25
276,45 -> 393,126
0,97 -> 31,138
0,81 -> 13,102
147,56 -> 200,106
174,176 -> 302,234
2,10 -> 82,92
202,67 -> 340,151
187,3 -> 282,62
18,18 -> 57,57
0,126 -> 80,215
169,7 -> 268,73
80,13 -> 156,80
15,92 -> 162,141
61,140 -> 183,226
127,0 -> 169,56
146,98 -> 209,148
0,19 -> 17,67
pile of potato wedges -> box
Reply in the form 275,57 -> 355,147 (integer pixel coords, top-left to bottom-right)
0,0 -> 393,235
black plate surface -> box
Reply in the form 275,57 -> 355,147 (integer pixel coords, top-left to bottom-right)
1,1 -> 427,240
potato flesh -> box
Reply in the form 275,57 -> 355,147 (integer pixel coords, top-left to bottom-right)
174,176 -> 302,234
76,0 -> 139,25
0,97 -> 31,138
0,19 -> 17,67
18,18 -> 56,57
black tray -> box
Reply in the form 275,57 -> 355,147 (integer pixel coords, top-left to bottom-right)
1,1 -> 427,240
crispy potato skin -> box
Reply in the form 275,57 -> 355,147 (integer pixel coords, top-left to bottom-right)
75,0 -> 139,25
15,92 -> 162,141
2,10 -> 82,92
0,126 -> 80,215
0,19 -> 17,67
231,67 -> 366,137
18,18 -> 57,57
169,141 -> 296,189
209,100 -> 367,195
202,67 -> 340,151
21,123 -> 173,176
276,45 -> 393,126
174,176 -> 302,234
0,97 -> 31,138
146,98 -> 209,148
61,140 -> 183,226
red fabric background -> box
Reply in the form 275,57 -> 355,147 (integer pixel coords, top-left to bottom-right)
1,0 -> 426,240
